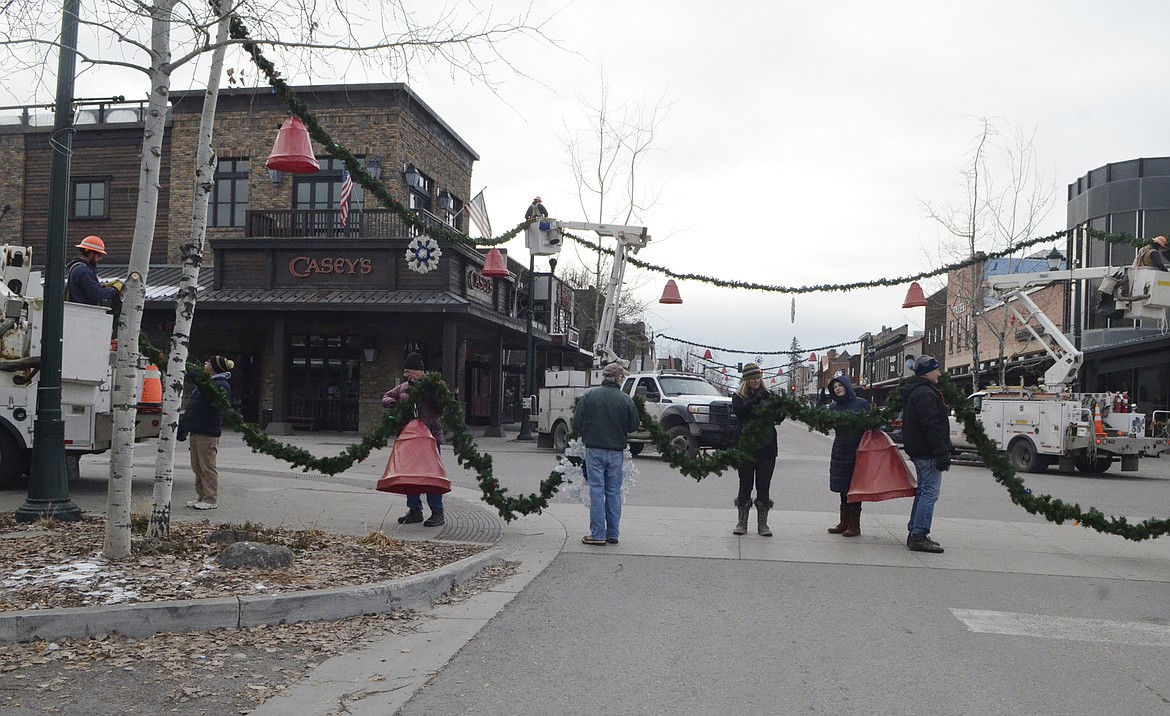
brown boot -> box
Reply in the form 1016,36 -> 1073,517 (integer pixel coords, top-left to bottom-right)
842,504 -> 862,537
827,505 -> 848,534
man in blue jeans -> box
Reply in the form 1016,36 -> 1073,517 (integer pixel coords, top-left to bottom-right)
574,362 -> 641,546
900,355 -> 951,553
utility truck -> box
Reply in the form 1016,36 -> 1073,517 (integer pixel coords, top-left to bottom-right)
0,246 -> 161,488
531,220 -> 734,455
948,263 -> 1170,473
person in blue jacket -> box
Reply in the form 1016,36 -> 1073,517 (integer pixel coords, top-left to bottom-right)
65,235 -> 123,305
825,374 -> 870,537
177,355 -> 234,510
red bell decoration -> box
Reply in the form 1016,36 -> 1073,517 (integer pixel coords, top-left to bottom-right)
808,352 -> 817,362
902,281 -> 928,309
376,420 -> 451,495
658,279 -> 683,304
265,117 -> 320,174
847,429 -> 917,502
703,349 -> 713,360
481,248 -> 509,278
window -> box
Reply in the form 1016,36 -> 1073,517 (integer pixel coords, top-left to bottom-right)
292,157 -> 365,234
71,179 -> 108,219
293,157 -> 364,210
408,169 -> 433,214
209,158 -> 249,228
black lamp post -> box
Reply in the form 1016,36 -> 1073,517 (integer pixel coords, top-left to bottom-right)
516,253 -> 536,441
16,0 -> 82,522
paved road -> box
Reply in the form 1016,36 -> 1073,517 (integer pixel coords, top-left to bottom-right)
9,422 -> 1170,714
249,423 -> 1170,715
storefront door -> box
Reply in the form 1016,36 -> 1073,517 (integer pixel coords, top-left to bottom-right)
287,334 -> 361,431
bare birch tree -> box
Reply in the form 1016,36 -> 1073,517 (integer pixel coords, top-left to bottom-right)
2,0 -> 554,557
558,74 -> 670,353
921,117 -> 1054,390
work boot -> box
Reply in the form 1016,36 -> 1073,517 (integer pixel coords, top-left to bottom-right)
754,498 -> 774,537
733,498 -> 751,536
907,533 -> 944,553
827,505 -> 849,534
842,504 -> 862,538
423,511 -> 445,527
397,509 -> 424,524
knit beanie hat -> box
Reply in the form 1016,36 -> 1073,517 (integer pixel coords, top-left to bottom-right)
740,362 -> 762,379
913,355 -> 940,376
403,352 -> 425,371
210,355 -> 234,374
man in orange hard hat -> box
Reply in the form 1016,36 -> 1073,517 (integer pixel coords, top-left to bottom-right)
66,235 -> 123,304
1134,235 -> 1169,271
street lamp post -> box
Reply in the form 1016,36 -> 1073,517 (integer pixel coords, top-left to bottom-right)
16,0 -> 83,523
516,253 -> 536,441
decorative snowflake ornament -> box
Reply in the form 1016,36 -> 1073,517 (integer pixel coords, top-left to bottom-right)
557,438 -> 638,504
406,236 -> 442,274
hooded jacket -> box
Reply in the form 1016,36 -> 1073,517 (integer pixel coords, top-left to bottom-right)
900,375 -> 951,460
827,375 -> 870,493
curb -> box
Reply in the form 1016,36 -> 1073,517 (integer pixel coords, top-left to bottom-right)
0,547 -> 503,645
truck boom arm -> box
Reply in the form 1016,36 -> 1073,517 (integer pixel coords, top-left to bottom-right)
985,264 -> 1170,388
541,220 -> 650,368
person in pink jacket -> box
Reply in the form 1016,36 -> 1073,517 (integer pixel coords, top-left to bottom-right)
382,352 -> 447,526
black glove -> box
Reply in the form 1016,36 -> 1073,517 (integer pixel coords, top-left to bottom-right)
935,452 -> 951,471
176,428 -> 188,442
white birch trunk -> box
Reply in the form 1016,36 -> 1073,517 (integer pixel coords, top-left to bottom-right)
104,0 -> 177,559
147,9 -> 231,539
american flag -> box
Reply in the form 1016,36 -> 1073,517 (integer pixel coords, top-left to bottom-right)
338,170 -> 354,227
464,188 -> 492,238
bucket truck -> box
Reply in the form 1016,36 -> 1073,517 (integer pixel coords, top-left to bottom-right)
531,221 -> 735,456
0,246 -> 161,488
948,263 -> 1170,473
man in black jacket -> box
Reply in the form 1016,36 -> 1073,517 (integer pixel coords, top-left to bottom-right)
900,355 -> 951,553
178,356 -> 234,510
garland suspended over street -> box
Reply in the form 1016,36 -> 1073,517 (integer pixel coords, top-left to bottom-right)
187,363 -> 1170,540
223,14 -> 1170,539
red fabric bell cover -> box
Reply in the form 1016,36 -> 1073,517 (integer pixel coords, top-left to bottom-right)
376,419 -> 451,495
847,429 -> 917,502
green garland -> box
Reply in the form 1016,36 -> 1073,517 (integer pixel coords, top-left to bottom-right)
666,334 -> 860,357
189,364 -> 1170,539
220,14 -> 1168,538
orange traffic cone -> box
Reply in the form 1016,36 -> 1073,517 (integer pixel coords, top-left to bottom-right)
1093,404 -> 1107,437
376,419 -> 451,495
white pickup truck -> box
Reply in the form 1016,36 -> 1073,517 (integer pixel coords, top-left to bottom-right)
621,371 -> 735,457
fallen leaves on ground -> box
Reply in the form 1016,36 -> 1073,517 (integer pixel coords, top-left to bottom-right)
0,513 -> 485,611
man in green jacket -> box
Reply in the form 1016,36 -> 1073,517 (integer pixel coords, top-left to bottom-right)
574,362 -> 641,546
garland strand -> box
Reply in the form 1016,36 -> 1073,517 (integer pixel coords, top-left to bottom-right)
564,227 -> 1143,294
220,19 -> 1167,538
188,362 -> 1170,539
667,334 -> 861,357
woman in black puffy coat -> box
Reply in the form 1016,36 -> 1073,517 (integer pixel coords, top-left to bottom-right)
730,363 -> 779,537
826,374 -> 870,537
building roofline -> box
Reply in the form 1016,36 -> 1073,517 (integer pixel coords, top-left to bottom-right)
169,82 -> 479,161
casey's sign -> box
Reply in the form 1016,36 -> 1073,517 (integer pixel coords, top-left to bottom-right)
288,256 -> 373,278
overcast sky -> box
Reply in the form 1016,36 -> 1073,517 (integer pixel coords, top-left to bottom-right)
9,1 -> 1170,373
392,1 -> 1170,370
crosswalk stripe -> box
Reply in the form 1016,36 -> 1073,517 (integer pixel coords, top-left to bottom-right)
950,608 -> 1170,647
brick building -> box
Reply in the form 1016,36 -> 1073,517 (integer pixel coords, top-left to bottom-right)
0,84 -> 572,433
